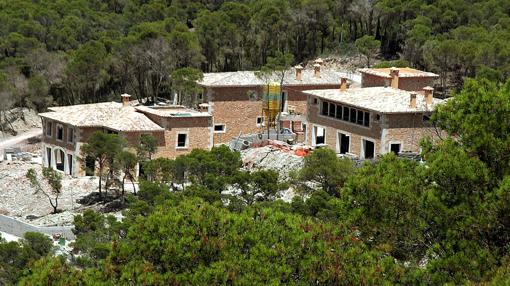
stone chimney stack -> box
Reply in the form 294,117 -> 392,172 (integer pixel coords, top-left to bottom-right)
409,92 -> 417,109
340,77 -> 348,91
121,93 -> 131,107
315,58 -> 324,66
390,67 -> 399,89
313,64 -> 321,78
295,65 -> 303,81
423,86 -> 434,106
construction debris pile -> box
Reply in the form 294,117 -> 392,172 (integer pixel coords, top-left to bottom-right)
240,140 -> 308,179
0,161 -> 98,226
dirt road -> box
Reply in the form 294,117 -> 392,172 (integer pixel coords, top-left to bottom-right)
0,128 -> 42,154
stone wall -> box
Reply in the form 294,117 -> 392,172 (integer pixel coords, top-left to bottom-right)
361,73 -> 388,88
41,118 -> 76,152
306,96 -> 382,157
398,77 -> 436,92
153,116 -> 212,158
361,73 -> 436,92
206,86 -> 267,144
382,113 -> 441,154
205,83 -> 340,144
306,95 -> 441,157
0,214 -> 75,240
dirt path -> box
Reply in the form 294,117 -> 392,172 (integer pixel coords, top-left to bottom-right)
0,128 -> 42,150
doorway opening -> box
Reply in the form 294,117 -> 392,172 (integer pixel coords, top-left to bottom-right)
54,149 -> 65,172
313,126 -> 326,145
362,139 -> 375,159
337,133 -> 350,154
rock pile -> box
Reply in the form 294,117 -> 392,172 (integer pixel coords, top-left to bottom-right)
240,144 -> 305,180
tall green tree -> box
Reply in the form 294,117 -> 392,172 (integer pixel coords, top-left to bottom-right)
170,67 -> 203,106
116,150 -> 138,197
355,35 -> 380,67
296,148 -> 353,196
81,131 -> 125,199
432,78 -> 510,178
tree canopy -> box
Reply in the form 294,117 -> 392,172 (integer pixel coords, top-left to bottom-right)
1,0 -> 509,110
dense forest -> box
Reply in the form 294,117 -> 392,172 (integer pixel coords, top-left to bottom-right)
0,0 -> 510,110
2,78 -> 510,284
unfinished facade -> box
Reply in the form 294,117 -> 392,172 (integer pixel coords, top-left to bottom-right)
39,95 -> 211,177
305,86 -> 444,158
359,67 -> 438,92
199,62 -> 357,144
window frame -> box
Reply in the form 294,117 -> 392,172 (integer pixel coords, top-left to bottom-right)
319,100 -> 371,128
213,124 -> 226,133
256,116 -> 264,126
361,138 -> 376,159
56,124 -> 64,142
321,101 -> 328,116
68,127 -> 75,143
389,142 -> 403,155
46,121 -> 53,137
176,132 -> 189,149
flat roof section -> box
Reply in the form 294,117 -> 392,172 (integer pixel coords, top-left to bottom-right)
135,105 -> 211,118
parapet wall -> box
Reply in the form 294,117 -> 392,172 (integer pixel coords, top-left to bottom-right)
0,214 -> 75,240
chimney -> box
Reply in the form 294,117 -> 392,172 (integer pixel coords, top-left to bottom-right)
340,77 -> 348,91
390,67 -> 399,89
423,86 -> 434,106
314,64 -> 321,78
121,93 -> 131,107
295,65 -> 303,81
315,58 -> 324,66
409,92 -> 417,109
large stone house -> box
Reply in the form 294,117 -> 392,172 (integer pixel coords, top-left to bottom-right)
198,62 -> 357,144
39,95 -> 211,177
305,85 -> 444,158
39,65 -> 442,177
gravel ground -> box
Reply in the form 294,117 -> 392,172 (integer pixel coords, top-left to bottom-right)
0,161 -> 98,225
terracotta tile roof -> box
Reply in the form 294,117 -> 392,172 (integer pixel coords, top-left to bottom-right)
39,102 -> 164,132
199,69 -> 358,87
359,67 -> 439,78
304,87 -> 445,114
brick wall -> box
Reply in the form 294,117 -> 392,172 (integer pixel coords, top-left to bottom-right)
306,95 -> 442,157
206,84 -> 340,144
153,116 -> 212,158
306,97 -> 382,157
41,118 -> 76,152
361,73 -> 388,88
398,77 -> 436,92
381,113 -> 442,153
206,86 -> 267,144
285,84 -> 339,115
361,73 -> 436,92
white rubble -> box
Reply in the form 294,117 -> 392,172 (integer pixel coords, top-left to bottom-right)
240,145 -> 305,179
0,161 -> 98,226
